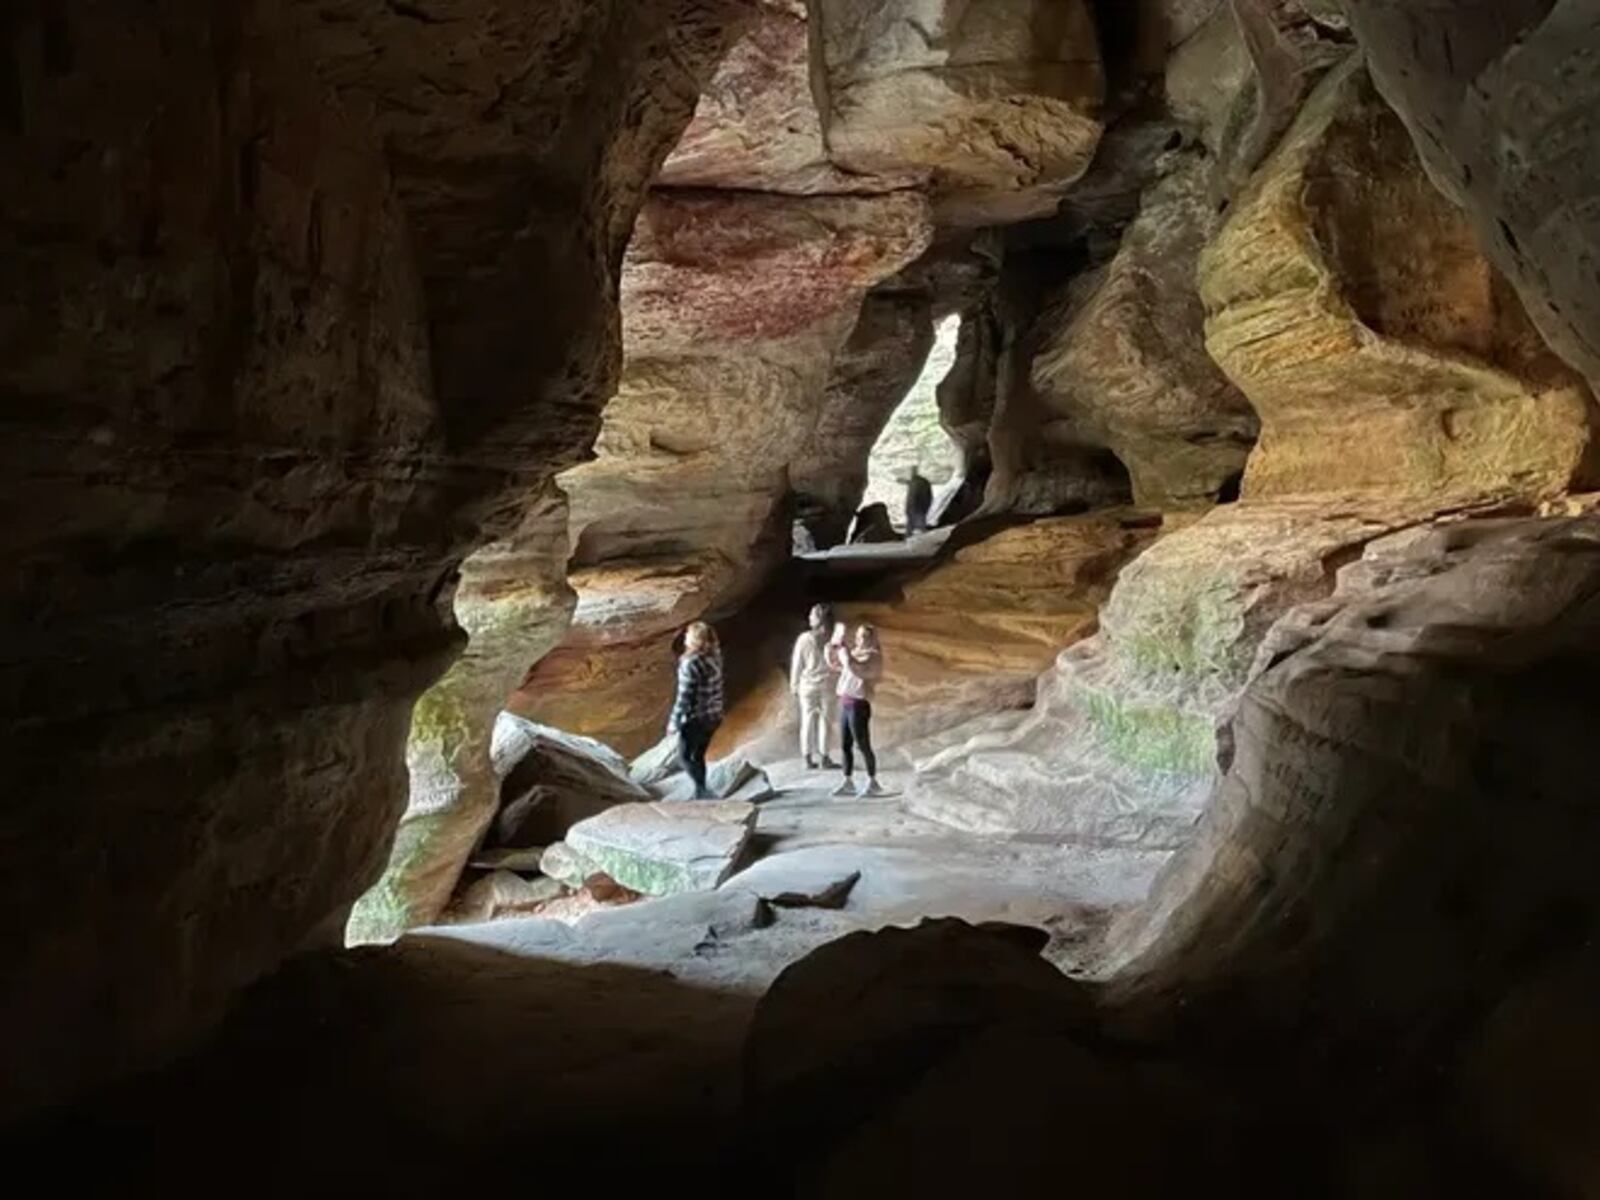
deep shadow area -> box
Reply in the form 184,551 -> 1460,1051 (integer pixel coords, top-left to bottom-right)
7,938 -> 755,1192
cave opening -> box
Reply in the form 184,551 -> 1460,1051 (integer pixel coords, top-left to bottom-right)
856,312 -> 963,539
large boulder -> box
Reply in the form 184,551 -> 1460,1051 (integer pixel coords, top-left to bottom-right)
551,800 -> 759,896
1201,58 -> 1596,505
809,0 -> 1106,224
485,715 -> 651,848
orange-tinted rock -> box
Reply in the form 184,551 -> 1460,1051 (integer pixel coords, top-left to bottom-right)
841,513 -> 1157,747
512,555 -> 746,756
1201,59 -> 1597,505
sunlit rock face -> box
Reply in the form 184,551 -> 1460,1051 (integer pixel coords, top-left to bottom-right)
1030,156 -> 1257,509
510,555 -> 746,757
1344,0 -> 1600,394
348,487 -> 576,944
904,499 -> 1445,843
1,0 -> 756,1116
809,0 -> 1106,224
565,186 -> 934,573
1202,59 -> 1597,505
905,51 -> 1596,853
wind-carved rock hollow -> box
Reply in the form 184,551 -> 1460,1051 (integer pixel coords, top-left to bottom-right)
9,2 -> 1600,1196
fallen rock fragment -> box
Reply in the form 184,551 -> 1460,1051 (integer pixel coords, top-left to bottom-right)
445,871 -> 566,926
561,801 -> 758,896
768,871 -> 861,911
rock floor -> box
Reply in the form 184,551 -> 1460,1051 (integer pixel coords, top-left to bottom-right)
434,757 -> 1170,992
19,761 -> 1168,1191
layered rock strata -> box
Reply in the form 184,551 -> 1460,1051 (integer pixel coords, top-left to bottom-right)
905,499 -> 1444,843
1202,58 -> 1596,504
516,190 -> 933,753
1030,156 -> 1258,508
839,512 -> 1158,748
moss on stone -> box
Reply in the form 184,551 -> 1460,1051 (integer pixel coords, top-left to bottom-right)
1071,680 -> 1216,781
406,679 -> 476,755
1111,567 -> 1253,696
346,809 -> 459,944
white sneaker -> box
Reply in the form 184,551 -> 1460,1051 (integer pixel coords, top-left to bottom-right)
858,778 -> 886,797
831,779 -> 856,797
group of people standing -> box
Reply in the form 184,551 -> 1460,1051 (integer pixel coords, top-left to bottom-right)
789,604 -> 884,796
665,605 -> 885,801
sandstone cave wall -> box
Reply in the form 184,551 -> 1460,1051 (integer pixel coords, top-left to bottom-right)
907,48 -> 1600,849
1,0 -> 760,1118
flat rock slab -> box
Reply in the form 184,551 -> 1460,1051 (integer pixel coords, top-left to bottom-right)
658,758 -> 776,804
633,742 -> 777,804
563,800 -> 757,896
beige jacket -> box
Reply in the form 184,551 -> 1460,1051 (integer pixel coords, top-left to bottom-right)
790,628 -> 835,696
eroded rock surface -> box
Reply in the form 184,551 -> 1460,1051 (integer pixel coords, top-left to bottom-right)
791,292 -> 936,547
905,499 -> 1449,842
1346,0 -> 1600,392
809,0 -> 1106,223
841,512 -> 1158,748
1202,58 -> 1596,504
349,710 -> 648,943
1094,516 -> 1600,1197
0,0 -> 770,1118
660,0 -> 915,195
1031,157 -> 1257,507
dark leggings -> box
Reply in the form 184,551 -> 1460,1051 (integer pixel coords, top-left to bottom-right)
839,699 -> 876,779
678,719 -> 717,795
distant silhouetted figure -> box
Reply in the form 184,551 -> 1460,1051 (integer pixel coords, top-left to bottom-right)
905,466 -> 933,536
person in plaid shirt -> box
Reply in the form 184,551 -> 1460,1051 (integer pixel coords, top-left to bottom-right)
669,621 -> 724,799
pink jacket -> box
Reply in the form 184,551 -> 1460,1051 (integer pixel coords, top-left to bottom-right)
827,642 -> 883,702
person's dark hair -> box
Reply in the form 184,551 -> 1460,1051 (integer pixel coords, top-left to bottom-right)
809,602 -> 835,629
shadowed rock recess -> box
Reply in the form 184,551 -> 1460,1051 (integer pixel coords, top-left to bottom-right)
9,1 -> 1600,1195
